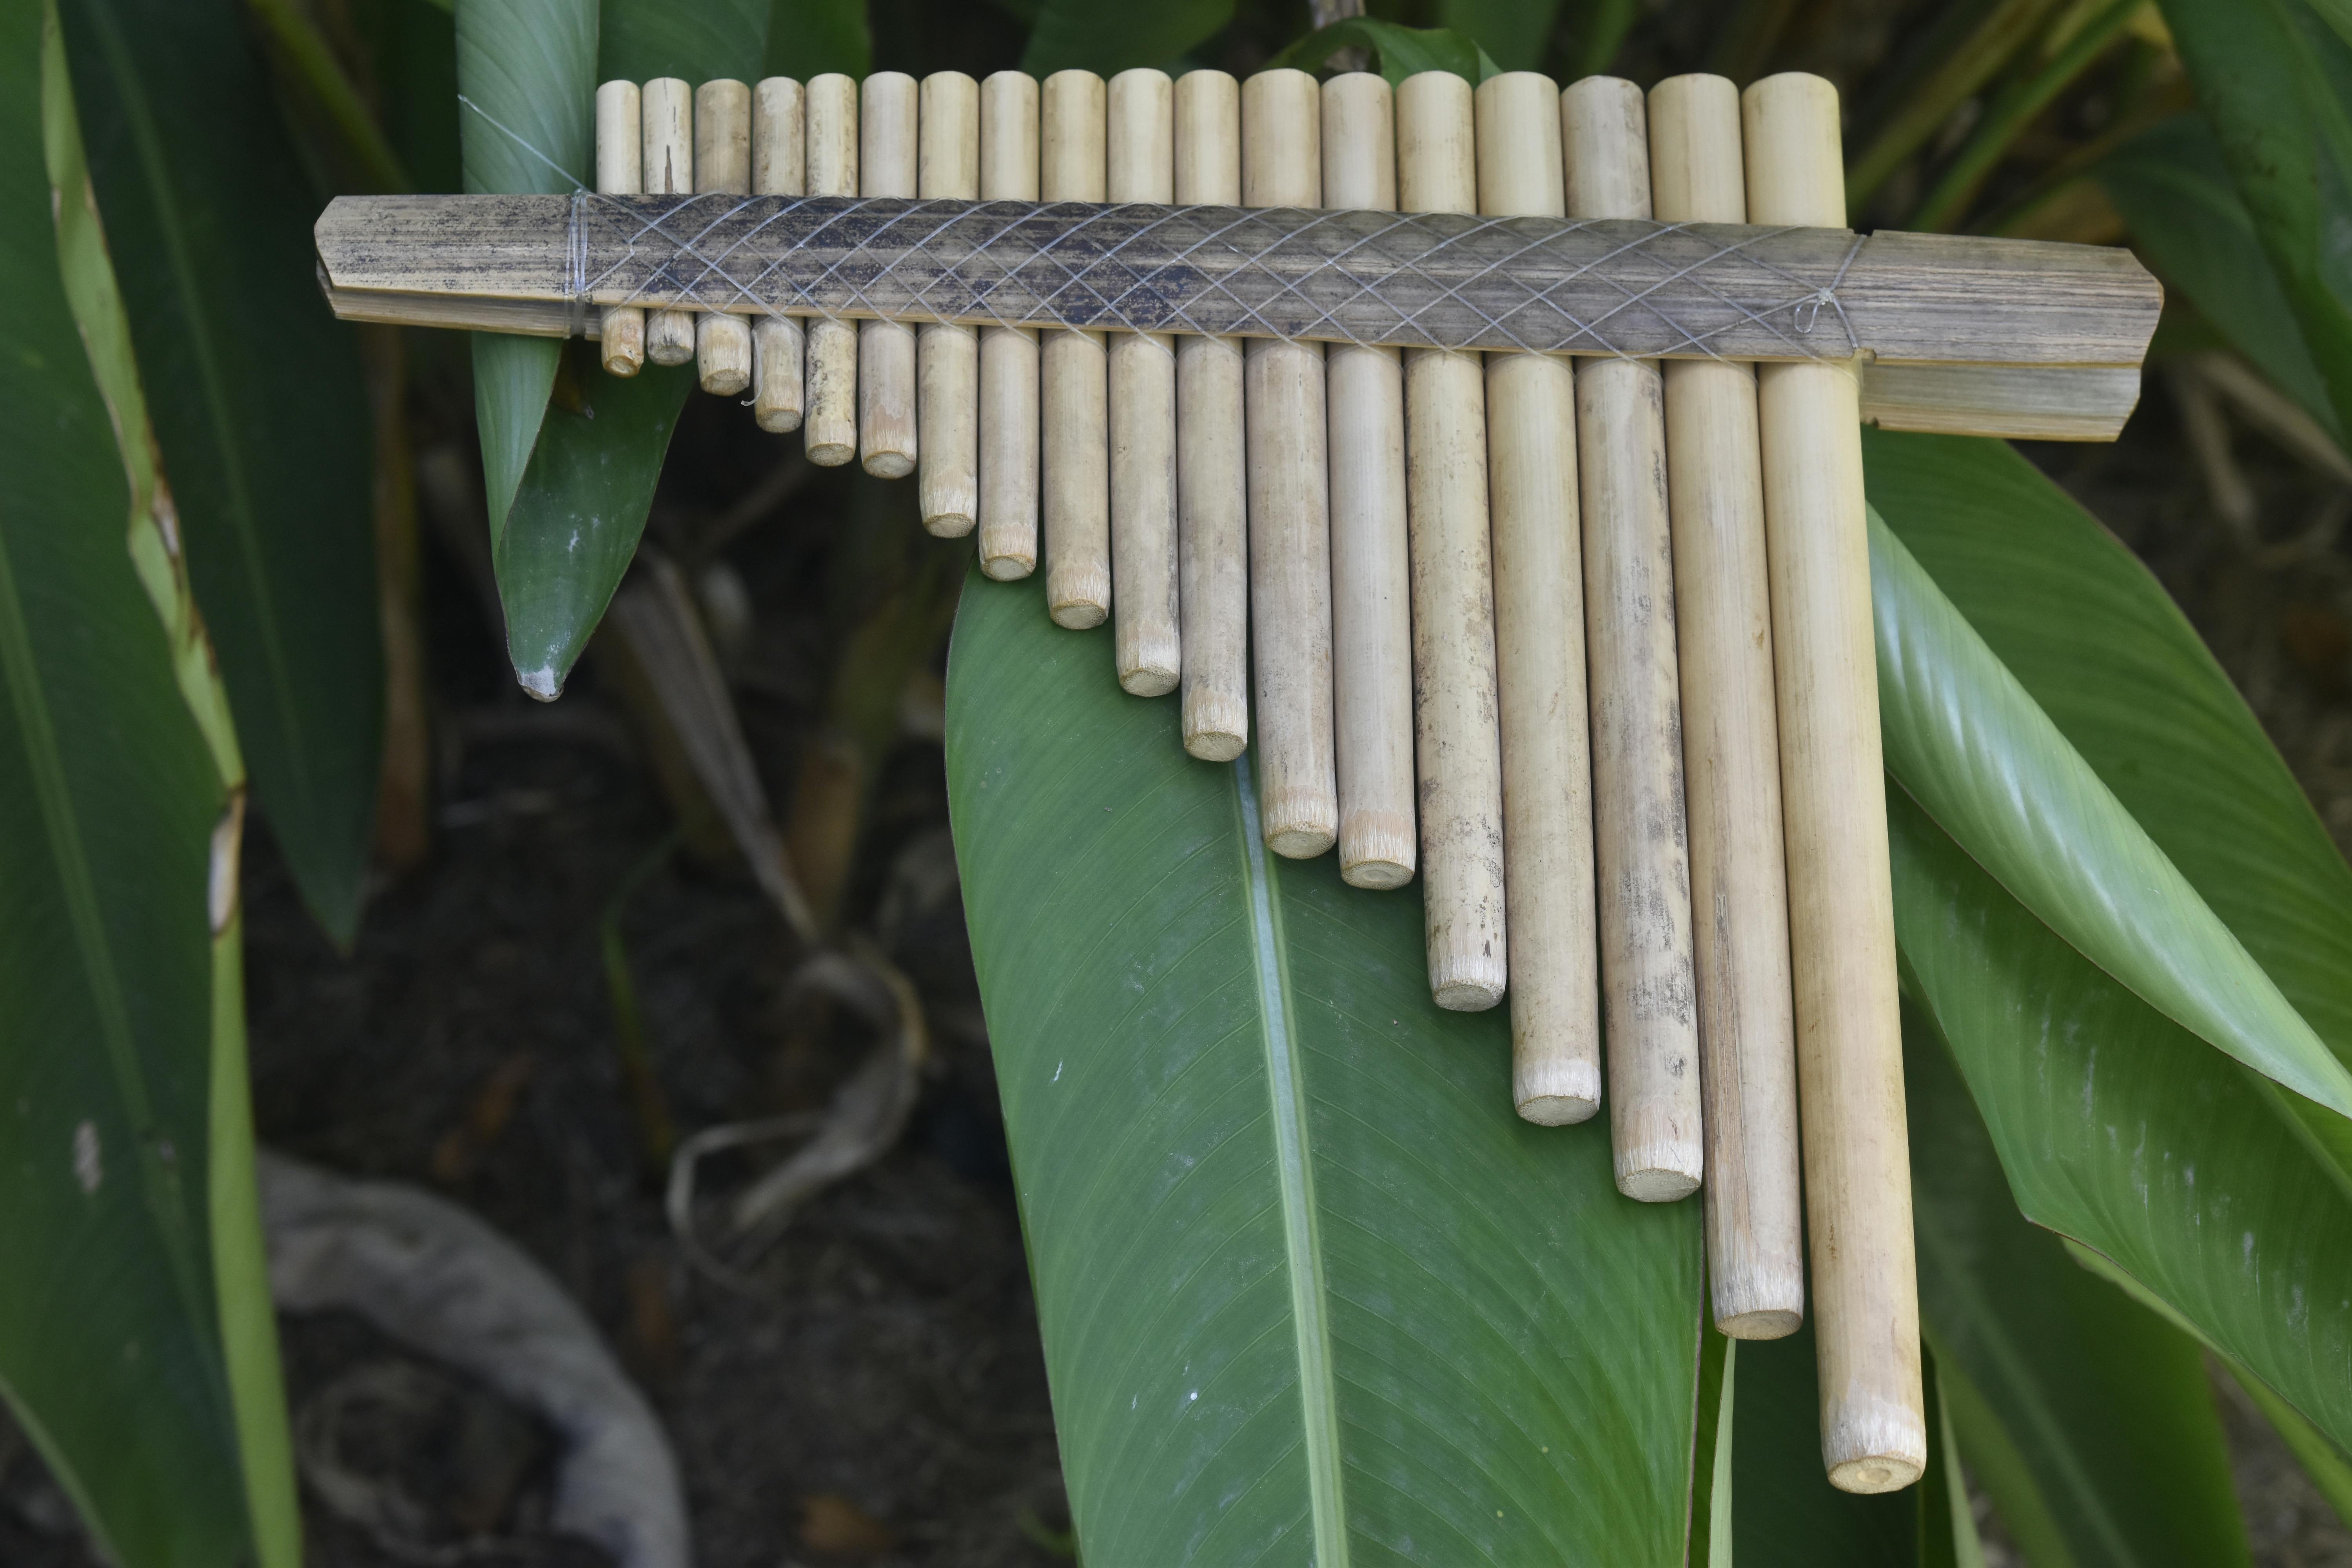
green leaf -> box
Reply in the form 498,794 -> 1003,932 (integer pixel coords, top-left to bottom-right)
1433,0 -> 1555,73
1905,1000 -> 2252,1568
1021,0 -> 1228,76
763,0 -> 868,80
1,2 -> 294,1561
1867,504 -> 2352,1118
1269,20 -> 1502,88
603,0 -> 766,80
945,568 -> 1703,1566
2096,114 -> 2340,437
1690,1331 -> 1733,1568
61,0 -> 383,944
2155,0 -> 2352,442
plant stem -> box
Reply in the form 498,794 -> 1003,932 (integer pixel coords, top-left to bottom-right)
243,0 -> 409,193
1846,0 -> 2065,212
1908,0 -> 2143,231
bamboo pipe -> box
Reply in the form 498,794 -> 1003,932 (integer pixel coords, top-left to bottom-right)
1745,70 -> 1926,1492
1397,71 -> 1504,1009
641,78 -> 696,367
1563,78 -> 1702,1198
594,81 -> 645,376
1108,69 -> 1180,696
1322,73 -> 1414,890
918,72 -> 980,535
1174,69 -> 1248,761
751,78 -> 806,433
694,80 -> 754,396
1650,73 -> 1805,1338
978,71 -> 1040,579
1042,70 -> 1112,629
1477,71 -> 1597,1118
1242,69 -> 1337,858
860,73 -> 919,479
804,73 -> 859,466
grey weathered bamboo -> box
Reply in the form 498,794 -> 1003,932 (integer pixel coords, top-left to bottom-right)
860,72 -> 920,478
1323,71 -> 1414,890
1107,68 -> 1181,697
594,81 -> 645,376
1747,69 -> 1926,1494
750,77 -> 806,433
978,71 -> 1040,579
1650,71 -> 1804,1335
1565,76 -> 1702,1203
919,72 -> 981,535
1173,70 -> 1249,762
1479,71 -> 1597,1120
804,74 -> 859,466
1242,69 -> 1338,858
1042,70 -> 1111,629
1398,69 -> 1505,1011
694,79 -> 755,396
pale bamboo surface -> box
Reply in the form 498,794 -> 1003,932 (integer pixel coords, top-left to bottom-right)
641,78 -> 697,367
1041,71 -> 1112,629
1174,71 -> 1249,761
751,78 -> 805,433
1650,71 -> 1805,1338
978,71 -> 1040,579
860,73 -> 920,478
1475,72 -> 1597,1117
1397,70 -> 1504,1010
1108,69 -> 1180,696
804,74 -> 860,466
595,82 -> 646,376
694,80 -> 754,396
1563,76 -> 1702,1201
1323,73 -> 1414,891
918,73 -> 981,535
1746,69 -> 1925,1492
1242,69 -> 1336,858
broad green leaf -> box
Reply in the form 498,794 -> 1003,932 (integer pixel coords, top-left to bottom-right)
1690,1331 -> 1732,1568
1905,1001 -> 2251,1568
945,569 -> 1703,1566
1889,788 -> 2352,1455
1022,0 -> 1229,76
2155,0 -> 2352,441
764,0 -> 869,80
1867,506 -> 2352,1118
1270,21 -> 1503,88
2096,115 -> 2339,437
1434,0 -> 1557,73
2,2 -> 294,1561
62,0 -> 383,944
2221,1361 -> 2352,1526
603,0 -> 766,80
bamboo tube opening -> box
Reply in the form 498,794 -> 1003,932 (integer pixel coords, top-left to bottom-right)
1174,68 -> 1248,762
804,73 -> 860,466
641,78 -> 697,367
1649,70 -> 1804,1337
1042,70 -> 1112,629
751,77 -> 806,434
1107,68 -> 1181,697
1241,68 -> 1337,859
1397,69 -> 1505,1010
1322,72 -> 1414,891
595,81 -> 646,376
693,79 -> 754,397
860,72 -> 920,479
918,72 -> 981,535
977,70 -> 1041,580
1746,68 -> 1926,1491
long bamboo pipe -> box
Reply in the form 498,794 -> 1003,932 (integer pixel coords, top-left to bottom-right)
694,79 -> 754,396
860,73 -> 920,478
1108,69 -> 1181,697
594,81 -> 645,376
804,73 -> 860,466
1042,70 -> 1112,629
750,78 -> 805,433
977,71 -> 1040,579
918,72 -> 980,533
641,78 -> 696,367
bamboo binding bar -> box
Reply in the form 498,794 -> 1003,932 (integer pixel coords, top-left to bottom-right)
339,67 -> 2165,1495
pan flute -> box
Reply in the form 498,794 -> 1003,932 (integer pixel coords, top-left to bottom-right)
315,66 -> 2160,1495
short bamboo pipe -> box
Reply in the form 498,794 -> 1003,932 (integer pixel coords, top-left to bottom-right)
1564,77 -> 1702,1199
1650,72 -> 1805,1339
1477,72 -> 1598,1118
1746,69 -> 1926,1493
1107,69 -> 1180,696
1174,70 -> 1248,761
1042,70 -> 1111,629
1323,73 -> 1414,891
804,73 -> 859,466
1397,71 -> 1504,1009
1241,69 -> 1337,858
641,78 -> 697,367
918,72 -> 980,534
978,71 -> 1040,579
694,80 -> 754,396
751,78 -> 805,432
594,81 -> 645,376
860,73 -> 919,479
